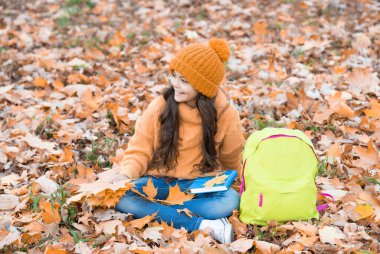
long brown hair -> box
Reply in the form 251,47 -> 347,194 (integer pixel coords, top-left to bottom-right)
148,86 -> 219,173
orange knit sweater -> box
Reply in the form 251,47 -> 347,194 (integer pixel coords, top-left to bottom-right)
118,91 -> 244,179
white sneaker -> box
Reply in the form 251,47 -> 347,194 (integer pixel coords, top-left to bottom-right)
199,218 -> 234,244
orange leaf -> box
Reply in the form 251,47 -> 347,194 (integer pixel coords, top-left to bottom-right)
77,164 -> 97,182
45,243 -> 66,254
142,178 -> 157,200
253,21 -> 268,36
60,146 -> 74,163
130,212 -> 157,229
33,77 -> 48,87
52,79 -> 64,90
163,183 -> 194,205
41,201 -> 61,224
331,66 -> 347,75
109,31 -> 127,47
364,99 -> 380,118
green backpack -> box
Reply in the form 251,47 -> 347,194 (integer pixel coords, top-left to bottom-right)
239,128 -> 320,225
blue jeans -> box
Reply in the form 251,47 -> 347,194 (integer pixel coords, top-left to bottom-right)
115,176 -> 240,232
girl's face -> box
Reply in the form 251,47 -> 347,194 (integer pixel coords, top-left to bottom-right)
169,71 -> 198,108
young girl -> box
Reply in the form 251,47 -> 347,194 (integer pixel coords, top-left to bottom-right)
114,38 -> 244,243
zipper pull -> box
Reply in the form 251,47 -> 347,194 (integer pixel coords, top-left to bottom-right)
259,193 -> 263,207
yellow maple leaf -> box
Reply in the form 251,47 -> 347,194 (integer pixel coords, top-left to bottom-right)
142,178 -> 157,200
162,183 -> 194,205
204,174 -> 228,188
354,203 -> 374,220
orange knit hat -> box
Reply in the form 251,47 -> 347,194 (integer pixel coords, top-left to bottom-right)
169,38 -> 230,98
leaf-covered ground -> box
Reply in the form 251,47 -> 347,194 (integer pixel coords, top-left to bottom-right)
0,0 -> 379,253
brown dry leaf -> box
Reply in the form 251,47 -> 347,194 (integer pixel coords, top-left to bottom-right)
229,238 -> 254,253
0,194 -> 19,210
177,208 -> 194,218
253,240 -> 280,254
228,210 -> 247,238
204,174 -> 227,188
353,140 -> 380,169
130,212 -> 157,229
142,226 -> 163,243
292,221 -> 317,237
35,175 -> 58,194
0,230 -> 21,249
142,178 -> 157,200
347,68 -> 380,96
318,226 -> 346,245
163,184 -> 194,205
109,31 -> 127,47
328,92 -> 355,118
152,220 -> 175,237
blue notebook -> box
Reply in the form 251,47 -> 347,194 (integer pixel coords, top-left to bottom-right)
188,170 -> 237,194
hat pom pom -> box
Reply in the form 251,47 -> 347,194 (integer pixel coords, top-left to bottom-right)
209,38 -> 230,63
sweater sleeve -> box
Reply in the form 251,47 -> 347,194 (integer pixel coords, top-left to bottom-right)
118,98 -> 162,179
218,106 -> 244,175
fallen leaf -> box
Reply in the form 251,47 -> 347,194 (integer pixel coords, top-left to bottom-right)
162,183 -> 194,205
319,226 -> 346,245
0,194 -> 19,210
0,230 -> 20,249
354,203 -> 374,220
45,243 -> 66,254
142,226 -> 163,243
229,238 -> 254,253
142,178 -> 157,200
35,175 -> 59,194
292,221 -> 317,237
130,212 -> 157,229
364,98 -> 380,118
253,240 -> 280,254
228,210 -> 247,238
353,140 -> 380,169
33,77 -> 48,87
41,201 -> 61,224
177,208 -> 194,218
204,174 -> 227,188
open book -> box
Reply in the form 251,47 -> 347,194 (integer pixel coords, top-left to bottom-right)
188,170 -> 237,194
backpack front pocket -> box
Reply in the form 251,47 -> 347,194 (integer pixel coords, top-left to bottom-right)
240,190 -> 319,225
